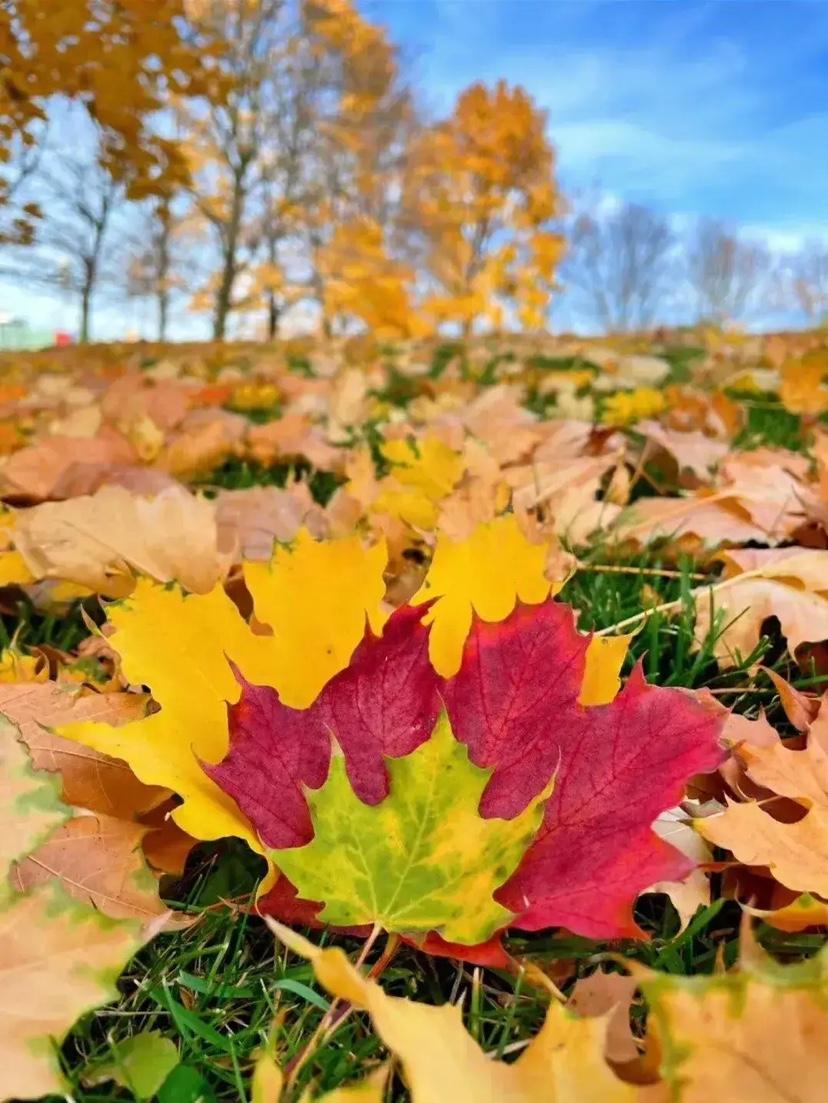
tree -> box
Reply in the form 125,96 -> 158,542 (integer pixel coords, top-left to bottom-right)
3,144 -> 127,341
401,81 -> 564,335
179,0 -> 285,340
182,0 -> 413,340
790,242 -> 828,325
686,218 -> 768,325
0,1 -> 214,241
123,195 -> 194,340
565,201 -> 675,333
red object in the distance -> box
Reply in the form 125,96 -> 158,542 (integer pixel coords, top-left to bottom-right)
55,331 -> 72,346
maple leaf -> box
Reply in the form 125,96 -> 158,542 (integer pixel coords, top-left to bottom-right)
637,421 -> 729,480
696,698 -> 828,899
210,598 -> 723,941
694,548 -> 828,664
12,484 -> 233,597
275,920 -> 828,1102
0,717 -> 154,1100
11,812 -> 186,927
270,922 -> 646,1103
0,431 -> 138,502
0,885 -> 146,1101
613,495 -> 771,550
0,681 -> 164,816
449,612 -> 724,937
411,514 -> 560,676
57,533 -> 387,847
243,531 -> 388,709
273,711 -> 548,944
638,927 -> 828,1102
0,716 -> 68,898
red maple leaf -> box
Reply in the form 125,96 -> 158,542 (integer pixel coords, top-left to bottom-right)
207,600 -> 725,945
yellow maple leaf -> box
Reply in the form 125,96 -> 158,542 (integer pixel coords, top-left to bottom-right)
269,923 -> 640,1103
411,515 -> 561,676
374,435 -> 465,526
57,532 -> 387,848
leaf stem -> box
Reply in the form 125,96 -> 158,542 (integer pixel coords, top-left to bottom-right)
594,567 -> 763,637
580,563 -> 711,581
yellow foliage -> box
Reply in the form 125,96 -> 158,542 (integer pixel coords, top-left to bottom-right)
780,350 -> 828,414
318,220 -> 423,339
601,388 -> 666,426
403,81 -> 563,332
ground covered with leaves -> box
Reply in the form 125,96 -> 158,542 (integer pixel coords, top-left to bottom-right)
2,329 -> 828,1102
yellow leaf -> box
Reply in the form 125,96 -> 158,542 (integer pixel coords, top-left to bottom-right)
579,634 -> 633,706
411,515 -> 556,676
0,550 -> 34,587
380,436 -> 464,502
244,530 -> 387,709
269,923 -> 642,1103
251,1049 -> 284,1103
57,533 -> 388,846
57,581 -> 270,848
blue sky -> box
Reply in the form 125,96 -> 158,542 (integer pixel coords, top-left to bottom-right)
4,0 -> 827,338
371,0 -> 828,243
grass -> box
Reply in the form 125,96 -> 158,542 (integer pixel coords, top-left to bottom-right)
195,459 -> 344,506
38,545 -> 821,1102
731,393 -> 807,451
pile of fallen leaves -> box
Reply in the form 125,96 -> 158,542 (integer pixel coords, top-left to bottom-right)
2,328 -> 828,1101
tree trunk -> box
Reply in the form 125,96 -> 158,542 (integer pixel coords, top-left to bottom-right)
158,292 -> 169,342
267,290 -> 280,339
212,172 -> 245,341
156,206 -> 172,342
80,283 -> 93,343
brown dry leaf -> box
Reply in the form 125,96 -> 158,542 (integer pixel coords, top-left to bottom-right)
0,430 -> 137,501
100,373 -> 193,430
0,716 -> 67,886
694,548 -> 828,664
697,699 -> 828,898
11,812 -> 186,925
0,714 -> 154,1100
759,666 -> 819,732
12,485 -> 233,595
460,384 -> 542,465
158,409 -> 247,479
50,462 -> 182,499
0,885 -> 148,1100
215,484 -> 329,560
716,451 -> 809,539
614,494 -> 770,550
0,681 -> 165,816
637,422 -> 728,480
566,972 -> 639,1064
247,411 -> 344,471
141,804 -> 196,876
